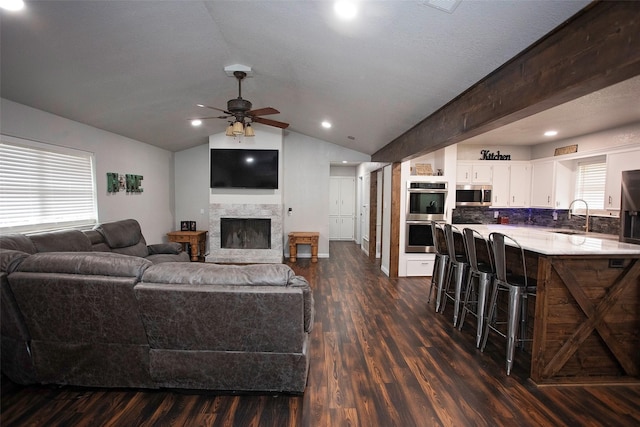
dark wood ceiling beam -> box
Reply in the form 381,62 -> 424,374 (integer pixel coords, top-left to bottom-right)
372,1 -> 640,163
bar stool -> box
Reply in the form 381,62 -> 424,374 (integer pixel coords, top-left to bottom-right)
481,232 -> 537,375
427,221 -> 448,312
439,224 -> 469,326
458,228 -> 494,348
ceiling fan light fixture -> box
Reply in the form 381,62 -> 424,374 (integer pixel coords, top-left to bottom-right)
232,121 -> 245,135
244,123 -> 255,137
225,124 -> 235,136
191,119 -> 202,127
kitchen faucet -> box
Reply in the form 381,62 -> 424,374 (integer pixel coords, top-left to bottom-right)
568,198 -> 589,233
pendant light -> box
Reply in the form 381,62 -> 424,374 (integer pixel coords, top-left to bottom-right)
232,121 -> 244,135
244,123 -> 255,137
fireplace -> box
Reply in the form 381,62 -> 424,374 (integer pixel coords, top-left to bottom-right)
208,203 -> 283,264
220,218 -> 271,249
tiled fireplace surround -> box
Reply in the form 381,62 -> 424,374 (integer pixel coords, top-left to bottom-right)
207,203 -> 283,264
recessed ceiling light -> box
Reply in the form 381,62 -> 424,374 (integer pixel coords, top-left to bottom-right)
342,160 -> 348,164
0,0 -> 25,11
544,130 -> 558,137
321,121 -> 332,129
191,120 -> 202,127
334,1 -> 357,20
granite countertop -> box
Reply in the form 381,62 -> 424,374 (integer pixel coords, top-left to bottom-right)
458,224 -> 640,256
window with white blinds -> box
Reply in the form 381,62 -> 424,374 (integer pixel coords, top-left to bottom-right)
0,136 -> 98,234
574,158 -> 606,210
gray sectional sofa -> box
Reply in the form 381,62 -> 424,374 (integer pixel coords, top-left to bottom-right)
0,220 -> 314,393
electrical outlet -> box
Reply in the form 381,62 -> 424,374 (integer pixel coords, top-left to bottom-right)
553,211 -> 557,221
494,211 -> 499,219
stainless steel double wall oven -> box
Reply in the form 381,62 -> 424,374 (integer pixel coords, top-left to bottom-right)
405,181 -> 447,253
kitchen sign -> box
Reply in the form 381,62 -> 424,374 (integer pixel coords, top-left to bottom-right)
479,149 -> 511,160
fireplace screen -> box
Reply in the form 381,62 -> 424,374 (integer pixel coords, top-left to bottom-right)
220,218 -> 271,249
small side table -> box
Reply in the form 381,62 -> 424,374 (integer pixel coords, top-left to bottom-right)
167,230 -> 208,262
288,232 -> 319,263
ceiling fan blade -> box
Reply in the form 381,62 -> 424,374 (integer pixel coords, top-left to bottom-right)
197,104 -> 230,114
191,115 -> 230,120
252,117 -> 290,129
248,107 -> 280,116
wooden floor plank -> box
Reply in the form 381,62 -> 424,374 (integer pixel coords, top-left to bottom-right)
2,241 -> 640,426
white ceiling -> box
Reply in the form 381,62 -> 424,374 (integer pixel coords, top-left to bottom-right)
5,0 -> 630,157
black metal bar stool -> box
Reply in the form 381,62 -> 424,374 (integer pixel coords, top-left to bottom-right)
439,224 -> 469,326
458,228 -> 494,348
481,232 -> 537,375
427,221 -> 448,312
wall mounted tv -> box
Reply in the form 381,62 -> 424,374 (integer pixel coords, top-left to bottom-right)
210,148 -> 279,189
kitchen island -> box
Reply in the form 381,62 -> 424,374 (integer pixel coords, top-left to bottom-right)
461,224 -> 640,385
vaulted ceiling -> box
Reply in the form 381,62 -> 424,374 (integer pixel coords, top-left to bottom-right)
1,1 -> 610,156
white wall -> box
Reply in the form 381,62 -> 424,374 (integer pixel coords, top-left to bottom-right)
531,122 -> 640,159
174,128 -> 370,259
283,131 -> 369,258
174,143 -> 210,239
1,98 -> 175,244
380,164 -> 392,276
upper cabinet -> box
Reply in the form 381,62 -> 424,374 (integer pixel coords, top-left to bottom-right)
605,149 -> 640,210
530,160 -> 572,209
492,162 -> 531,208
456,162 -> 493,184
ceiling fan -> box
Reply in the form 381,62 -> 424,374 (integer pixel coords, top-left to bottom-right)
192,71 -> 289,137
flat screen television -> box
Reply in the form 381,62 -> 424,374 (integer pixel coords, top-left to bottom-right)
210,148 -> 279,189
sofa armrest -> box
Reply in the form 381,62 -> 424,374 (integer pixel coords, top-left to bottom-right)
147,242 -> 183,255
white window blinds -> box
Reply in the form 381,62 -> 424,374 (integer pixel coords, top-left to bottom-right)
0,136 -> 98,233
575,158 -> 606,210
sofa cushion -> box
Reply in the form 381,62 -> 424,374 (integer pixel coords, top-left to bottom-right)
95,219 -> 149,258
0,234 -> 37,254
30,230 -> 92,252
84,229 -> 112,252
141,262 -> 314,332
14,252 -> 152,279
141,262 -> 294,286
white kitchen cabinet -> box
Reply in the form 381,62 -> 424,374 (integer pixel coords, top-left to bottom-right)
509,163 -> 531,207
491,162 -> 531,208
491,163 -> 511,207
605,149 -> 640,209
530,160 -> 572,208
530,161 -> 555,207
457,162 -> 493,184
329,177 -> 355,240
406,256 -> 435,276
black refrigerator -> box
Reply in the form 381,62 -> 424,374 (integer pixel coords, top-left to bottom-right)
620,169 -> 640,245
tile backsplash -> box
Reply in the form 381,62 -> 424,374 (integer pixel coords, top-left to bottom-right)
452,206 -> 620,236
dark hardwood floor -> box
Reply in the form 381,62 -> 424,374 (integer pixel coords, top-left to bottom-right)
2,241 -> 639,426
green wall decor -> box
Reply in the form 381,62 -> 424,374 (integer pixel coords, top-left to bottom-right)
126,174 -> 144,193
107,172 -> 119,193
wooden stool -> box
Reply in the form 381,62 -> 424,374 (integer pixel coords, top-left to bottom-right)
288,232 -> 319,262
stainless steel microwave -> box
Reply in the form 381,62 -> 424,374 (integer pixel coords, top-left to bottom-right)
455,185 -> 492,207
